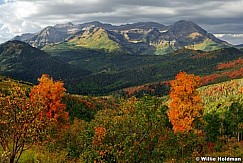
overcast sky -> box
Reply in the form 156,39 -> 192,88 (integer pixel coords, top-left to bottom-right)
1,0 -> 243,44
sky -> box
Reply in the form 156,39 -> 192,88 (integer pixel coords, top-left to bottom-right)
1,0 -> 243,44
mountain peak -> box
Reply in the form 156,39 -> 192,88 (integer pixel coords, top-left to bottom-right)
114,22 -> 166,31
174,20 -> 193,24
2,40 -> 33,49
54,22 -> 75,28
0,40 -> 50,59
171,20 -> 205,32
88,21 -> 103,25
66,22 -> 74,26
164,20 -> 207,40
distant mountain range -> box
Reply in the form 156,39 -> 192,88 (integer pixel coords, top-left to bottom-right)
214,34 -> 243,46
12,20 -> 230,55
236,44 -> 243,49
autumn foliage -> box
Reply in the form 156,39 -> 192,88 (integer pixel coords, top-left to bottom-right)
92,127 -> 107,147
30,74 -> 68,123
0,84 -> 43,163
200,73 -> 222,86
222,68 -> 243,79
0,74 -> 69,162
1,72 -> 243,162
216,58 -> 243,70
167,72 -> 203,133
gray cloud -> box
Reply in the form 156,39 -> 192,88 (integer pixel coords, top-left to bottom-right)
0,0 -> 243,44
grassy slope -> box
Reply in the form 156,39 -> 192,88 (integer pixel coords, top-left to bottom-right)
185,38 -> 226,51
154,44 -> 175,55
153,37 -> 227,55
45,27 -> 123,54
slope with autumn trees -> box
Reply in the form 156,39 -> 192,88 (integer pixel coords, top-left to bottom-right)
1,72 -> 243,162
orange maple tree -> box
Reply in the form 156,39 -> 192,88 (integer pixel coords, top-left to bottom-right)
167,72 -> 203,133
30,74 -> 68,124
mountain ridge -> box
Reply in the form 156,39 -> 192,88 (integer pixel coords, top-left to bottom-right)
11,20 -> 231,54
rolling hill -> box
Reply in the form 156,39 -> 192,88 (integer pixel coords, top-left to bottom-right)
0,40 -> 91,84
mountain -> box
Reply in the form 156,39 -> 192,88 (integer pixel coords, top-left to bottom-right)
12,22 -> 81,48
77,21 -> 114,30
12,33 -> 35,42
112,22 -> 167,31
142,28 -> 161,43
12,20 -> 231,55
11,21 -> 114,49
162,20 -> 225,43
42,38 -> 243,95
145,20 -> 230,53
236,44 -> 243,49
0,40 -> 90,83
8,20 -> 239,95
53,22 -> 75,29
29,26 -> 70,48
64,26 -> 125,53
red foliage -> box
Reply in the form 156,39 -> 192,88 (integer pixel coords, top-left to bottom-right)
123,81 -> 170,97
216,58 -> 243,70
200,74 -> 222,86
78,95 -> 117,109
124,85 -> 147,96
207,142 -> 215,153
192,52 -> 216,59
222,68 -> 243,78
